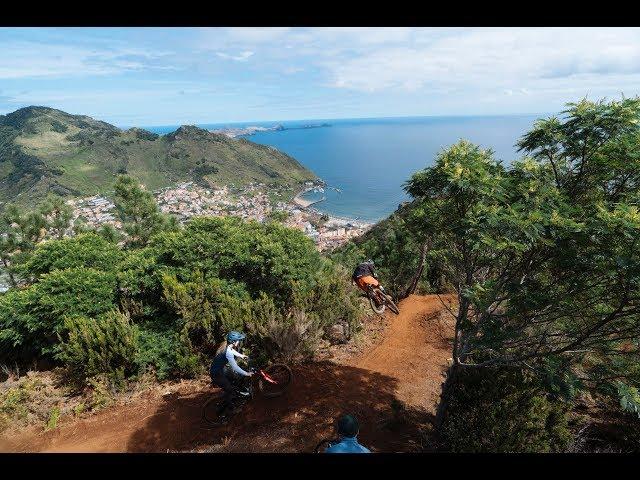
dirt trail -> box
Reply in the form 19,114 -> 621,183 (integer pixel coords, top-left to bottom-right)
0,294 -> 455,453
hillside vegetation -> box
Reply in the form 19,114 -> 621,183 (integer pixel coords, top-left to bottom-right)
333,97 -> 640,452
0,106 -> 316,207
3,97 -> 640,452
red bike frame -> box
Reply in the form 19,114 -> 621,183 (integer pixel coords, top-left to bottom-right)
258,369 -> 279,384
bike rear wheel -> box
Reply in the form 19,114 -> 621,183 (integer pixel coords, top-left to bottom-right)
258,363 -> 292,397
202,394 -> 228,426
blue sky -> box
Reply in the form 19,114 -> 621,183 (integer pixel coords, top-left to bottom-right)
1,27 -> 639,127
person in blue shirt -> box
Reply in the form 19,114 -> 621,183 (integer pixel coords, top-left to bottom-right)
325,414 -> 371,453
209,331 -> 253,416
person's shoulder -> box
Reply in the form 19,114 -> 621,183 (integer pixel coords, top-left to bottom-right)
325,442 -> 346,453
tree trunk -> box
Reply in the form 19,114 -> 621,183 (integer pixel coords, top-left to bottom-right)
403,241 -> 429,299
435,362 -> 461,431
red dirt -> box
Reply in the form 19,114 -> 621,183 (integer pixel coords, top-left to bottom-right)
0,294 -> 455,453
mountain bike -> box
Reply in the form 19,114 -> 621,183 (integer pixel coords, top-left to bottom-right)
366,284 -> 400,315
202,362 -> 292,426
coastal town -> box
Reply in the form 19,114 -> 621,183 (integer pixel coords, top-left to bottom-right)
67,181 -> 373,252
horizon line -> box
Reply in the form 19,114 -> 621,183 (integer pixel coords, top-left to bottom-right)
131,111 -> 552,130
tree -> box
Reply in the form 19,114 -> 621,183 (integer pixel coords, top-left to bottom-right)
40,195 -> 73,240
113,175 -> 175,247
0,204 -> 47,286
404,98 -> 640,426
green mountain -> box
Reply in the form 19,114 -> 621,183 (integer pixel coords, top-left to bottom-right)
0,106 -> 317,206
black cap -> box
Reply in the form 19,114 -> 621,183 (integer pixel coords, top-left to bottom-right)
337,414 -> 359,438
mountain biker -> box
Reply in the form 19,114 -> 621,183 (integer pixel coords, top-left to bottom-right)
209,331 -> 253,415
325,414 -> 371,453
352,259 -> 381,295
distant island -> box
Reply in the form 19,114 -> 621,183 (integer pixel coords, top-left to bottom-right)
211,122 -> 331,138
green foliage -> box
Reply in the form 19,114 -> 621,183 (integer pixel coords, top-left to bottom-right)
617,381 -> 640,418
151,216 -> 322,307
246,294 -> 323,364
439,367 -> 572,452
293,260 -> 362,336
0,203 -> 47,286
0,267 -> 117,362
17,233 -> 122,279
134,328 -> 182,381
96,224 -> 122,244
57,310 -> 138,385
116,247 -> 162,319
0,106 -> 315,208
39,194 -> 73,240
45,406 -> 61,430
399,99 -> 640,423
162,271 -> 236,353
114,175 -> 175,248
267,210 -> 289,223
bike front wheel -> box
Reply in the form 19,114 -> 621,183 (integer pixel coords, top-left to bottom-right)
368,289 -> 386,315
385,295 -> 400,315
258,363 -> 292,398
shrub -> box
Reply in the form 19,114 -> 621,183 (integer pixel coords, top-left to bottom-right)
56,310 -> 139,385
45,406 -> 61,430
0,287 -> 41,363
0,267 -> 117,362
117,248 -> 162,320
439,367 -> 572,452
248,294 -> 323,363
151,216 -> 322,307
0,376 -> 44,433
18,233 -> 122,279
295,261 -> 362,338
134,328 -> 181,381
161,271 -> 252,353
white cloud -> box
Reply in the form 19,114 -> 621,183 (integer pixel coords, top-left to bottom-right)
0,41 -> 173,79
222,27 -> 292,43
323,28 -> 640,94
215,50 -> 255,62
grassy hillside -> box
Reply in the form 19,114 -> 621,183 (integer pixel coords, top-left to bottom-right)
0,107 -> 316,207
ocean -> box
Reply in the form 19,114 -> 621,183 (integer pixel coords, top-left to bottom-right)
145,114 -> 543,223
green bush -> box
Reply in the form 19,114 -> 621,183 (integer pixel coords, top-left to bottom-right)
134,328 -> 181,380
295,261 -> 362,337
439,367 -> 572,452
18,233 -> 122,279
0,287 -> 41,363
57,310 -> 139,385
247,294 -> 323,363
0,267 -> 117,361
151,216 -> 322,307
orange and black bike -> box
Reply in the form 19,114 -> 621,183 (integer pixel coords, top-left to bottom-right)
365,283 -> 400,315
